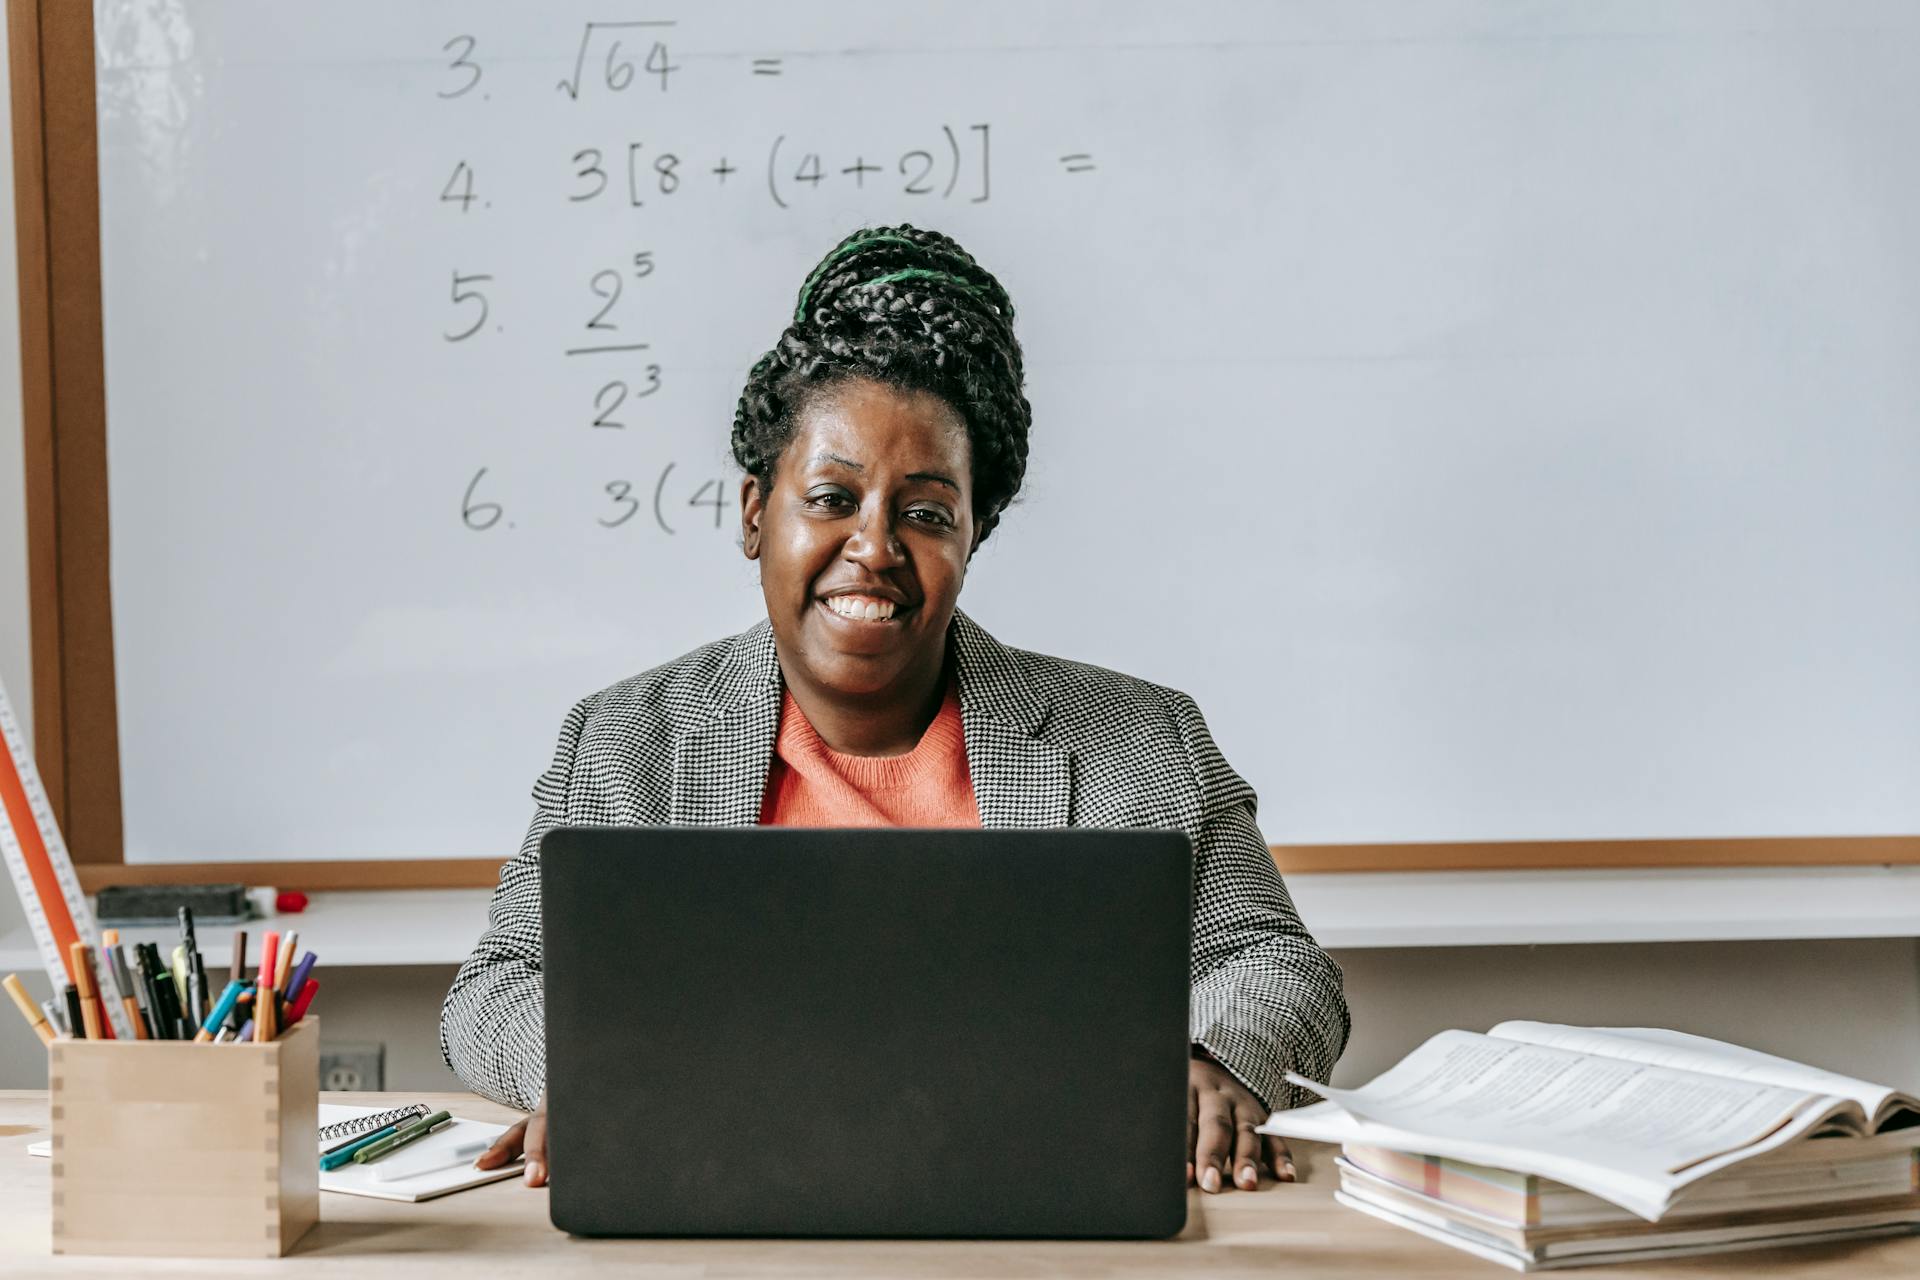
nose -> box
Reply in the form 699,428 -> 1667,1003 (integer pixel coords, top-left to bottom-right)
843,501 -> 907,572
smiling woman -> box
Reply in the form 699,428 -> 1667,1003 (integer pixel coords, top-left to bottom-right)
440,225 -> 1350,1198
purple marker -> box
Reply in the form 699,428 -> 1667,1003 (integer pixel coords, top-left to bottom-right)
284,952 -> 318,1006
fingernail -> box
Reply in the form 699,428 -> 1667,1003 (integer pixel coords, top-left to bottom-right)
1201,1165 -> 1220,1192
1238,1164 -> 1257,1188
1282,1161 -> 1296,1182
524,1160 -> 542,1184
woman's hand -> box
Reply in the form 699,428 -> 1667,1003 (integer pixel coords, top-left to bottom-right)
476,1093 -> 548,1186
1189,1055 -> 1293,1192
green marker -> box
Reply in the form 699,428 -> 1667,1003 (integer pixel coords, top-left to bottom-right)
352,1110 -> 452,1164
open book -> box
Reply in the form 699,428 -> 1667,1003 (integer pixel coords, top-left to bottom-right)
1258,1021 -> 1920,1222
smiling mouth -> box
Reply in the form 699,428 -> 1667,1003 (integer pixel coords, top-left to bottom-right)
820,594 -> 906,623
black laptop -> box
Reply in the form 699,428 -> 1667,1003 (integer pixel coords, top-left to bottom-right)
540,826 -> 1193,1238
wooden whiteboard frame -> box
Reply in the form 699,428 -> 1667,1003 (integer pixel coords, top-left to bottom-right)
10,1 -> 1917,891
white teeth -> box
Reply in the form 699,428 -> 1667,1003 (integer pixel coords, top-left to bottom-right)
826,595 -> 896,621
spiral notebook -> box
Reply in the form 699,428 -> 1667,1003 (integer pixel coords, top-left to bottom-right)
317,1103 -> 524,1202
28,1102 -> 523,1201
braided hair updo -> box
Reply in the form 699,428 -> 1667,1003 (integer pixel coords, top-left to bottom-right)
732,225 -> 1031,545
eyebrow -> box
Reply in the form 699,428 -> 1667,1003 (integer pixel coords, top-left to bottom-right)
811,453 -> 959,494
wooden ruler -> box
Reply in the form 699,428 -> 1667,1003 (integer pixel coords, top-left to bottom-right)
0,678 -> 131,1038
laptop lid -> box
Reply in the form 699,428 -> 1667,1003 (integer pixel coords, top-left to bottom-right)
541,826 -> 1193,1238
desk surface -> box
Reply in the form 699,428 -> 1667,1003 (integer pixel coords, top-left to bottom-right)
2,1091 -> 1917,1277
6,865 -> 1918,972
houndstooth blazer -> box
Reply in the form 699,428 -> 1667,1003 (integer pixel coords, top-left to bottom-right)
441,610 -> 1350,1115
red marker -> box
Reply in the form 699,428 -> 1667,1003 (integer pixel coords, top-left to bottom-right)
257,931 -> 279,997
287,979 -> 319,1025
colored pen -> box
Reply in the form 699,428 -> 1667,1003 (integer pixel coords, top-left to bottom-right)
286,979 -> 319,1024
284,951 -> 317,1006
276,930 -> 298,989
321,1123 -> 400,1170
4,974 -> 54,1045
194,980 -> 246,1043
236,1017 -> 253,1041
232,929 -> 248,985
62,983 -> 85,1039
352,1112 -> 452,1165
69,943 -> 103,1040
258,931 -> 280,996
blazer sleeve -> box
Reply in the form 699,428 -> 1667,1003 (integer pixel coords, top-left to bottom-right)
1172,691 -> 1351,1112
438,696 -> 592,1111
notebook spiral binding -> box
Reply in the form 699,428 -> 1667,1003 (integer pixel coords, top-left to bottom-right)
318,1103 -> 430,1142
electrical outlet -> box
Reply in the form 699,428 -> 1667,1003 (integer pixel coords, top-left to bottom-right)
318,1043 -> 385,1092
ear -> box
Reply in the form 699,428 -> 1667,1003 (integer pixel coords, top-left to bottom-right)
740,476 -> 766,560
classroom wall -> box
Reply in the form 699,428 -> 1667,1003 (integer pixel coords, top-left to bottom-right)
1,18 -> 1916,1102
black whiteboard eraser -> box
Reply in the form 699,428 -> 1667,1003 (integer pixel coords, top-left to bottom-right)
94,883 -> 251,925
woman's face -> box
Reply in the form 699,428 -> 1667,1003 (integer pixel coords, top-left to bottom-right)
742,378 -> 976,700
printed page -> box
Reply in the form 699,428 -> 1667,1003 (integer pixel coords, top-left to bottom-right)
1489,1022 -> 1905,1124
1291,1031 -> 1830,1179
1262,1095 -> 1844,1222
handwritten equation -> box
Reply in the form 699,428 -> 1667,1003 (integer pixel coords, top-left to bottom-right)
434,18 -> 1096,537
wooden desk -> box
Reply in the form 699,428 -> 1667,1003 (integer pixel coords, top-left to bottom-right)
2,1091 -> 1916,1277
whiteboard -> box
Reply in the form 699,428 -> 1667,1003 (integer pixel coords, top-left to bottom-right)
96,1 -> 1920,863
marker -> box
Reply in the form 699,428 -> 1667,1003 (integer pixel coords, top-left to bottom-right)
4,973 -> 55,1045
352,1112 -> 452,1165
62,983 -> 85,1039
286,979 -> 319,1025
141,944 -> 183,1039
258,932 -> 280,997
275,931 -> 298,989
321,1123 -> 399,1171
194,980 -> 246,1043
231,929 -> 248,985
69,943 -> 103,1040
284,952 -> 317,1006
374,1139 -> 492,1183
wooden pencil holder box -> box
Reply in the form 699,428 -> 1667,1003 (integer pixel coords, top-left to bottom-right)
47,1017 -> 319,1257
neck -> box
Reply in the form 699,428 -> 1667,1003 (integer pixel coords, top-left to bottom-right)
780,650 -> 951,757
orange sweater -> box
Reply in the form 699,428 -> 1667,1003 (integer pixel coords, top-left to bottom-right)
758,684 -> 981,828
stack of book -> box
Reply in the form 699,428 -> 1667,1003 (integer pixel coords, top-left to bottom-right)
1259,1021 -> 1920,1270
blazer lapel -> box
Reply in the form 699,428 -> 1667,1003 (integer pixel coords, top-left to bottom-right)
952,611 -> 1073,829
669,621 -> 783,826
